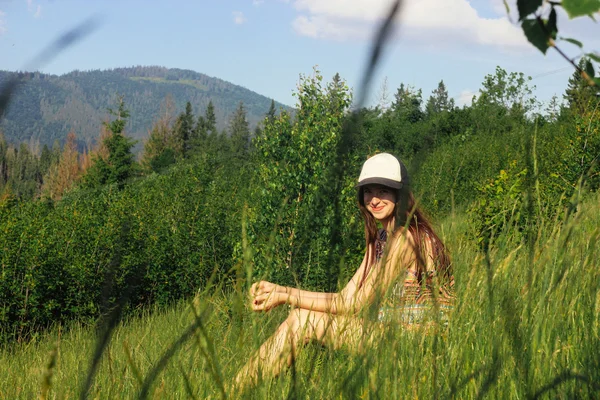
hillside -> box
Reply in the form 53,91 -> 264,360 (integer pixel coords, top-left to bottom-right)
0,66 -> 290,148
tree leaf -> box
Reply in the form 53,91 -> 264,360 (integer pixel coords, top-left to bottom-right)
587,53 -> 600,63
585,59 -> 595,78
593,77 -> 600,88
547,7 -> 558,39
561,37 -> 583,48
522,19 -> 549,54
562,0 -> 600,18
517,0 -> 543,20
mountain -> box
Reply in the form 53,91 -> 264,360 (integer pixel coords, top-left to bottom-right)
0,66 -> 291,149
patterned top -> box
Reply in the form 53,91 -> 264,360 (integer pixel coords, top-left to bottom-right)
375,228 -> 388,262
375,228 -> 454,308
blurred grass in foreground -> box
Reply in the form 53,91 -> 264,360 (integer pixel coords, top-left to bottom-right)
1,191 -> 599,399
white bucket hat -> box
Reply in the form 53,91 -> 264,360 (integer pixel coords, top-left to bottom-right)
357,153 -> 407,189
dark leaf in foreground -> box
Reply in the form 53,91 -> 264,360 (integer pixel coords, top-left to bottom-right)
521,18 -> 549,54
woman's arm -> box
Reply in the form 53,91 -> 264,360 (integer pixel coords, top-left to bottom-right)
250,285 -> 336,312
253,281 -> 336,301
335,231 -> 416,314
253,230 -> 418,314
251,250 -> 371,314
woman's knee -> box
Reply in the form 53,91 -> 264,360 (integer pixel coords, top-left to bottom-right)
285,308 -> 307,330
284,308 -> 320,339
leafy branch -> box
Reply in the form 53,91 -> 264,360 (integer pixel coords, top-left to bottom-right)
517,0 -> 600,89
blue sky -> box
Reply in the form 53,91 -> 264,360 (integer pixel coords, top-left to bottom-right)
0,0 -> 598,110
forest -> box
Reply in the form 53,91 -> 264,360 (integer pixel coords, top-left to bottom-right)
0,59 -> 598,340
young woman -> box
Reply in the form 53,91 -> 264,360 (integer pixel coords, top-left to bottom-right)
235,152 -> 454,387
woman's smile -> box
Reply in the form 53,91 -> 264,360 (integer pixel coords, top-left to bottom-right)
363,184 -> 396,223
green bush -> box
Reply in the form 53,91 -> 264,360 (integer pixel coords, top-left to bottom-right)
247,69 -> 362,291
0,155 -> 251,342
468,161 -> 528,249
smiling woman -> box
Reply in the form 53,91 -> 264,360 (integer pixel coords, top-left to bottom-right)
234,152 -> 454,390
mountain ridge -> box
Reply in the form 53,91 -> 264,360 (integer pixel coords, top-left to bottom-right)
0,66 -> 292,149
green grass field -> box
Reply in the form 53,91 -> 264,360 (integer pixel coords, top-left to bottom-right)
2,192 -> 599,399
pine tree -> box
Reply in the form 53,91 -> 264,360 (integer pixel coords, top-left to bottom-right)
229,101 -> 250,157
0,134 -> 8,188
378,76 -> 391,113
331,72 -> 343,91
425,80 -> 455,116
39,144 -> 54,177
203,101 -> 222,156
545,95 -> 560,122
141,96 -> 176,172
327,73 -> 349,114
105,132 -> 136,187
392,84 -> 424,123
205,101 -> 217,135
82,96 -> 136,189
142,121 -> 173,172
267,99 -> 277,123
190,114 -> 207,155
173,101 -> 195,158
563,58 -> 599,116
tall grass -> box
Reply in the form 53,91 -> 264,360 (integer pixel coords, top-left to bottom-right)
1,191 -> 598,399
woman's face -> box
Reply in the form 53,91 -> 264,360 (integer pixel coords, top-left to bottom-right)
363,184 -> 396,222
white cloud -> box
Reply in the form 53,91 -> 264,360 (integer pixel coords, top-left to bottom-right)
457,89 -> 477,106
26,0 -> 42,18
290,0 -> 530,50
253,0 -> 265,6
292,15 -> 360,40
233,11 -> 246,25
0,10 -> 6,35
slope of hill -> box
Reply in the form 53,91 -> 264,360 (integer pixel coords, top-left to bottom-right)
0,66 -> 290,148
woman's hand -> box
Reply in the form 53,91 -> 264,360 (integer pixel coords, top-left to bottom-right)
250,280 -> 279,298
249,281 -> 287,312
251,291 -> 288,312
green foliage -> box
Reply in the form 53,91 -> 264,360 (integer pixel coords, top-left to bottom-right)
391,84 -> 423,123
521,18 -> 551,54
558,110 -> 600,191
2,62 -> 600,348
517,0 -> 542,19
0,134 -> 53,200
425,80 -> 454,117
249,69 -> 355,289
476,66 -> 537,118
229,101 -> 251,157
149,148 -> 176,172
0,154 -> 251,342
82,97 -> 136,190
468,161 -> 528,248
2,191 -> 600,398
562,0 -> 600,18
516,0 -> 600,90
173,102 -> 194,158
563,58 -> 600,116
266,99 -> 277,123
